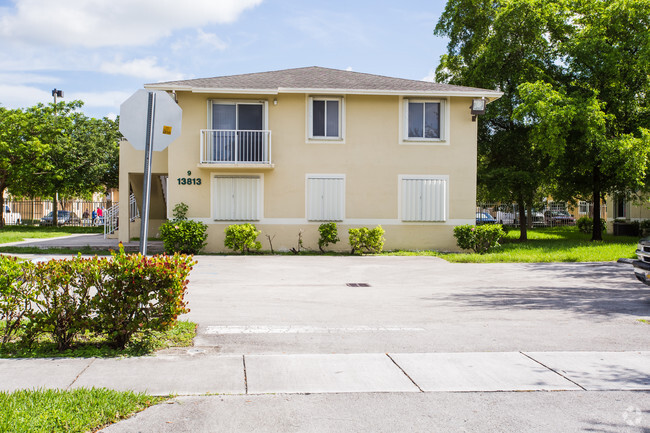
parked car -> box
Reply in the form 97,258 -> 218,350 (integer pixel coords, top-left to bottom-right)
513,210 -> 545,227
495,211 -> 515,225
40,210 -> 81,226
3,205 -> 21,225
544,210 -> 575,226
633,237 -> 650,286
476,212 -> 497,225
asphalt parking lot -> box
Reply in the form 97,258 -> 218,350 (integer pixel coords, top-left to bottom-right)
5,246 -> 650,432
184,256 -> 650,354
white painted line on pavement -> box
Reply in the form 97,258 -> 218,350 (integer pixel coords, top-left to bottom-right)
204,325 -> 426,334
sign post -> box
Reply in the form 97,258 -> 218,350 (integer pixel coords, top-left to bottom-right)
120,90 -> 182,255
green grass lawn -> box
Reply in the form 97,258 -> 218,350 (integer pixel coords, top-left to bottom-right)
0,388 -> 164,433
0,225 -> 103,244
432,226 -> 639,263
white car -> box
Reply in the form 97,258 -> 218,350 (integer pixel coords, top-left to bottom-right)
4,205 -> 21,225
495,211 -> 515,225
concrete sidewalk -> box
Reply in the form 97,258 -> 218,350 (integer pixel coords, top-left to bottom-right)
2,351 -> 649,396
0,233 -> 163,252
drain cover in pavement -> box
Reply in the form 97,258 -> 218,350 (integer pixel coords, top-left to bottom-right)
346,283 -> 371,287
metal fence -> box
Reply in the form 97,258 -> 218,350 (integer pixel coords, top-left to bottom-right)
476,201 -> 607,227
3,199 -> 109,227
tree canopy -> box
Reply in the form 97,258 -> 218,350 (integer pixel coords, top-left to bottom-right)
0,101 -> 120,226
435,0 -> 650,240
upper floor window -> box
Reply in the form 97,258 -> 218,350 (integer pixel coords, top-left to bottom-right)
309,97 -> 343,140
404,99 -> 443,141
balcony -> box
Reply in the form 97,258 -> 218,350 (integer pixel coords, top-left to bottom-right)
200,129 -> 272,168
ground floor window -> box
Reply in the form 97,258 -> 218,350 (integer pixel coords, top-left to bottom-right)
212,176 -> 261,221
400,175 -> 448,221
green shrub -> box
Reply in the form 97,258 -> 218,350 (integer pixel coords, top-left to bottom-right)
26,257 -> 99,350
1,246 -> 196,352
348,226 -> 385,254
0,256 -> 35,346
453,224 -> 505,254
91,245 -> 194,349
224,223 -> 262,254
318,222 -> 340,252
577,216 -> 607,234
159,203 -> 208,254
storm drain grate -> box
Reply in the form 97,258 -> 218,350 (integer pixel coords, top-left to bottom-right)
346,283 -> 371,287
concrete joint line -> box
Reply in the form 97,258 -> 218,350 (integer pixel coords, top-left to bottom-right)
386,353 -> 423,392
67,358 -> 96,390
242,355 -> 248,394
519,351 -> 587,391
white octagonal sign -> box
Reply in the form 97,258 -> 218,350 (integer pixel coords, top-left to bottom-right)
119,90 -> 182,151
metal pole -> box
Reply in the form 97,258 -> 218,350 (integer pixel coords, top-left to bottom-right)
139,92 -> 156,255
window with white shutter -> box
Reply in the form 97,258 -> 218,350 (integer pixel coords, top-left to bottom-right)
306,175 -> 345,221
400,176 -> 448,221
212,176 -> 261,220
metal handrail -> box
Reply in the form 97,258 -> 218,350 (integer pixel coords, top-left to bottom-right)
200,129 -> 272,164
103,194 -> 139,238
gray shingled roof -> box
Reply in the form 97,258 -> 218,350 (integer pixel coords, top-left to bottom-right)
145,66 -> 500,96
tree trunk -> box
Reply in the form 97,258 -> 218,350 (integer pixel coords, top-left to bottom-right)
591,164 -> 603,241
0,185 -> 5,228
518,198 -> 528,241
526,204 -> 533,229
52,196 -> 58,226
592,189 -> 603,241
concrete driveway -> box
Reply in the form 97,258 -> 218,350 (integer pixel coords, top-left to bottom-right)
184,256 -> 650,354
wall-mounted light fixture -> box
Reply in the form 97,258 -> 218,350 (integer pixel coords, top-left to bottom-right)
273,98 -> 278,105
470,97 -> 487,122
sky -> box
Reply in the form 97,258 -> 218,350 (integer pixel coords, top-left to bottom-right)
0,0 -> 450,120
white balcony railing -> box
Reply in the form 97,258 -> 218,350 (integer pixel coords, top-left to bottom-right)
200,129 -> 272,164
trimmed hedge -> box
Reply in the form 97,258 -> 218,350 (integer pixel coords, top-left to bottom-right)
349,226 -> 385,254
453,224 -> 505,254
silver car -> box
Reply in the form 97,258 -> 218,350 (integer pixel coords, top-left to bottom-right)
633,237 -> 650,285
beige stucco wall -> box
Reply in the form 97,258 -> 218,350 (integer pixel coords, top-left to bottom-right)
118,141 -> 168,243
119,90 -> 479,252
605,194 -> 650,232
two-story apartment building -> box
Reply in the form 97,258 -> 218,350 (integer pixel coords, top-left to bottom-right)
118,67 -> 501,252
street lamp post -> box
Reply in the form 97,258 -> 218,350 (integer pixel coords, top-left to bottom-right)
52,88 -> 64,116
51,89 -> 64,226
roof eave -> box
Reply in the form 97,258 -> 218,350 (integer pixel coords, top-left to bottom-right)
143,84 -> 503,100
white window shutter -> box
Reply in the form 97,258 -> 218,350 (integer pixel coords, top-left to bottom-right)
307,176 -> 344,221
401,177 -> 447,221
213,176 -> 260,220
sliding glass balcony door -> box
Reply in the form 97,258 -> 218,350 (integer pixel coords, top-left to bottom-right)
211,102 -> 264,163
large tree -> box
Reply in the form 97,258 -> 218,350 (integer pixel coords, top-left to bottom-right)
0,107 -> 50,227
1,102 -> 120,226
515,0 -> 650,240
436,0 -> 650,241
435,0 -> 567,240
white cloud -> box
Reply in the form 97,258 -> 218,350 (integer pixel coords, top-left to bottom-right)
0,0 -> 263,48
0,72 -> 58,85
0,84 -> 133,117
99,57 -> 185,81
196,29 -> 228,51
70,90 -> 134,109
0,84 -> 52,108
346,66 -> 353,71
422,70 -> 436,82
